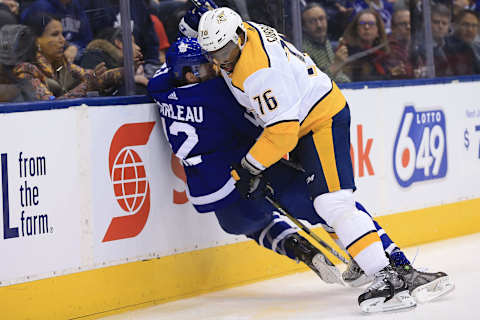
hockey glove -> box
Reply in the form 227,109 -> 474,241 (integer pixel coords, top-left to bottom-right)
178,0 -> 217,37
231,161 -> 267,200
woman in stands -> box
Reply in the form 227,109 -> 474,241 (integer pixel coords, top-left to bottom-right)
14,13 -> 122,100
342,9 -> 390,82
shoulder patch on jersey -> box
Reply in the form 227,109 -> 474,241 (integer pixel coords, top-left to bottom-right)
231,22 -> 271,92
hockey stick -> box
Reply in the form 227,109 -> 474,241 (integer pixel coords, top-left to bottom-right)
264,193 -> 349,265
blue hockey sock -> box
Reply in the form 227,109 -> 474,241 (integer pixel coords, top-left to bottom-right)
355,202 -> 411,266
248,214 -> 298,259
389,248 -> 411,267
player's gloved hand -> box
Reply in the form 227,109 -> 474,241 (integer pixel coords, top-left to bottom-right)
178,0 -> 218,37
178,8 -> 204,37
230,161 -> 267,200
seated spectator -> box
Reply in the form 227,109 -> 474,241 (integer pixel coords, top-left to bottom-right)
454,9 -> 480,68
346,0 -> 394,33
82,0 -> 160,68
301,2 -> 350,83
80,27 -> 148,94
0,0 -> 18,16
0,0 -> 17,28
430,4 -> 479,76
20,0 -> 93,63
14,13 -> 122,100
384,8 -> 424,79
342,9 -> 390,82
150,14 -> 170,64
0,24 -> 36,102
453,0 -> 478,21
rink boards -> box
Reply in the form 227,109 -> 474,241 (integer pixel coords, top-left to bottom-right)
1,78 -> 479,319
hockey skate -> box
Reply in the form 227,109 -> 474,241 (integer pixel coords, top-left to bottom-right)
395,264 -> 455,303
283,234 -> 343,285
342,256 -> 373,287
358,265 -> 416,313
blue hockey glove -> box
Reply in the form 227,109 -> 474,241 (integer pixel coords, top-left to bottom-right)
231,162 -> 268,200
178,0 -> 218,37
179,8 -> 202,38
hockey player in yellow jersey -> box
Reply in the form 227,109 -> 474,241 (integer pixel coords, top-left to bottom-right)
197,7 -> 453,313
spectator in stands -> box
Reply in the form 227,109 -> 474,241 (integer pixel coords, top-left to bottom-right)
80,27 -> 149,94
342,9 -> 390,82
453,0 -> 478,20
20,0 -> 93,64
82,0 -> 161,71
454,9 -> 480,66
0,24 -> 36,102
384,8 -> 424,79
0,0 -> 17,27
301,2 -> 350,83
430,4 -> 478,76
14,13 -> 122,100
150,14 -> 170,64
0,0 -> 18,15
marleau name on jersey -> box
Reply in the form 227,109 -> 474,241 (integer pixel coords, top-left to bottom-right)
157,102 -> 204,123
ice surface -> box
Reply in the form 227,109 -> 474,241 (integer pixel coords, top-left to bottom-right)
101,233 -> 480,320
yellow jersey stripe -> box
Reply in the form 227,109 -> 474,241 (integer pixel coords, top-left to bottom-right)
312,118 -> 341,191
231,22 -> 271,92
249,120 -> 300,168
328,232 -> 339,240
299,81 -> 346,137
347,231 -> 381,258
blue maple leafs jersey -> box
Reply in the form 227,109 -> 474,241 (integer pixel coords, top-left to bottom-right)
148,69 -> 262,213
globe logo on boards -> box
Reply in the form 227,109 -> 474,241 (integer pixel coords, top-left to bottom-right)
111,148 -> 147,214
103,122 -> 155,242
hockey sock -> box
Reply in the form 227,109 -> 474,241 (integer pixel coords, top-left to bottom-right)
355,202 -> 411,266
248,213 -> 298,259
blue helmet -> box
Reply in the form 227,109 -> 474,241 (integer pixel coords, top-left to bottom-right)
166,36 -> 209,81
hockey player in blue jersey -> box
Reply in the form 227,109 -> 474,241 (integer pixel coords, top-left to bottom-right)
147,35 -> 453,299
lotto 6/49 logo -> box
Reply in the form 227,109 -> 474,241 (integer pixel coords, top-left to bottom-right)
103,122 -> 155,242
393,106 -> 447,187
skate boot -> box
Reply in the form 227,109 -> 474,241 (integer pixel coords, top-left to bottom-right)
283,234 -> 343,285
358,265 -> 416,313
342,256 -> 374,287
394,264 -> 455,303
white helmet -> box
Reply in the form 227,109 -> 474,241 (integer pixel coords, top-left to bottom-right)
197,7 -> 246,52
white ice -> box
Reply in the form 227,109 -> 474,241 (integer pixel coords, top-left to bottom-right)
101,232 -> 480,320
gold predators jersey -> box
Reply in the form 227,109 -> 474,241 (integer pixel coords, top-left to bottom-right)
222,21 -> 347,170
